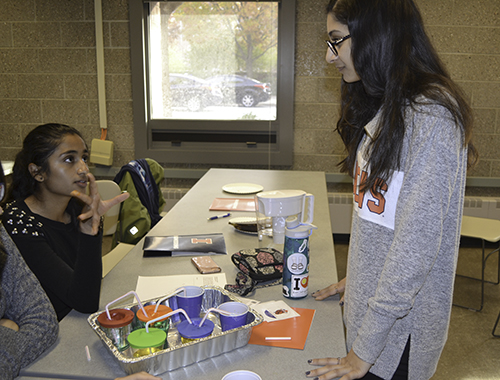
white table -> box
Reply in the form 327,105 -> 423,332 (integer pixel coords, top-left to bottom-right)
455,215 -> 500,311
19,169 -> 346,379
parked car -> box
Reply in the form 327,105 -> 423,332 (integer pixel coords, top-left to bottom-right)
206,75 -> 271,107
169,74 -> 223,111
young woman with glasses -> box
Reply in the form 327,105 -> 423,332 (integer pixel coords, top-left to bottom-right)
307,1 -> 477,379
2,124 -> 129,321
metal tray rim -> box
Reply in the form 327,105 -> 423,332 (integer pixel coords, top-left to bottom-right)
88,285 -> 263,367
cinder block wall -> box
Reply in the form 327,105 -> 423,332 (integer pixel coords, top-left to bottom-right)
296,0 -> 500,176
0,0 -> 135,165
1,0 -> 499,178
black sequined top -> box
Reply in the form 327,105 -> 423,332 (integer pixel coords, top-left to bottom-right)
2,199 -> 102,321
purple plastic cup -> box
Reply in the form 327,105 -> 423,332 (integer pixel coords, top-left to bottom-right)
218,302 -> 249,332
176,286 -> 204,320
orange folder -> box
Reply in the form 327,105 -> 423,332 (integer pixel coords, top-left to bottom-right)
248,307 -> 315,350
209,198 -> 256,212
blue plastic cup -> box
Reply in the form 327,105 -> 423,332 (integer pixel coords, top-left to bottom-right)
218,302 -> 249,332
175,286 -> 204,320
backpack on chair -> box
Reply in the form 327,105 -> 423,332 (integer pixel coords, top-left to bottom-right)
112,158 -> 166,245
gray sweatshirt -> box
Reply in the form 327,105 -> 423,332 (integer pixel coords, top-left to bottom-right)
0,224 -> 59,379
344,100 -> 467,380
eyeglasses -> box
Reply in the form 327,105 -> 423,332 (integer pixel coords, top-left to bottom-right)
325,35 -> 351,56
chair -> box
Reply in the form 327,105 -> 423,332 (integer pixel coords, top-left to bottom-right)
96,180 -> 121,236
454,215 -> 500,312
493,311 -> 500,337
96,180 -> 134,277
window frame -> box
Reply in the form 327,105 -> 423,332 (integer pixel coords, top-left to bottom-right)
128,0 -> 295,166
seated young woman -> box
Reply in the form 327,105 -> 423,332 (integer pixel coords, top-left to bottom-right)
0,160 -> 59,379
2,124 -> 129,321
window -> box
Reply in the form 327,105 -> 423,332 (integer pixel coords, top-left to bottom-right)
129,0 -> 295,166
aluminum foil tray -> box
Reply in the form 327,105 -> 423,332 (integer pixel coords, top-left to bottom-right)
88,286 -> 263,376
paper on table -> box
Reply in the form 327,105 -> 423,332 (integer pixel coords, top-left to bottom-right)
209,198 -> 256,212
249,307 -> 315,350
135,273 -> 227,301
252,300 -> 300,322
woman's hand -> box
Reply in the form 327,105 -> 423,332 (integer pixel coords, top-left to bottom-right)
115,371 -> 160,380
312,277 -> 346,303
0,318 -> 20,331
306,350 -> 371,380
71,173 -> 130,236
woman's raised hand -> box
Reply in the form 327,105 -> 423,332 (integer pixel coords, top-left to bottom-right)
71,173 -> 130,235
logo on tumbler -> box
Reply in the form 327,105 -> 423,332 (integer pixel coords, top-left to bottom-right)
191,238 -> 213,244
301,277 -> 308,288
287,253 -> 307,275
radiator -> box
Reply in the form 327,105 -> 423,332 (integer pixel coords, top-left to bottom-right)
326,195 -> 500,234
328,193 -> 353,234
462,197 -> 500,220
160,189 -> 499,234
162,188 -> 189,212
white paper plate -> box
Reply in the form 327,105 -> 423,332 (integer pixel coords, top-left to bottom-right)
222,183 -> 263,195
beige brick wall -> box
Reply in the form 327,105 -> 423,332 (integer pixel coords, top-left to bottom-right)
0,0 -> 134,165
1,0 -> 499,179
296,0 -> 500,177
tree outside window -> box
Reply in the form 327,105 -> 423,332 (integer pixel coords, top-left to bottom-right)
130,1 -> 295,166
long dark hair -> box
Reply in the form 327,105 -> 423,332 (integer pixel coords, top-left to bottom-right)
0,159 -> 5,205
6,123 -> 85,202
327,0 -> 477,191
0,161 -> 7,279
